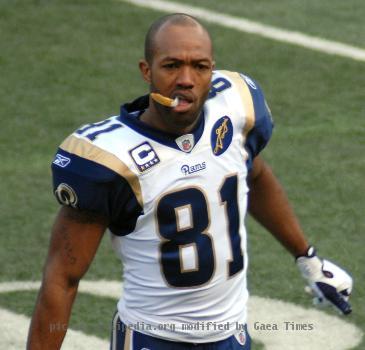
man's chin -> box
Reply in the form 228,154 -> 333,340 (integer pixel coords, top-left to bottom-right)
168,110 -> 202,132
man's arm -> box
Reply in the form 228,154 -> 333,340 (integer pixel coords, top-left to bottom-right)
27,206 -> 108,350
248,155 -> 309,257
248,156 -> 353,314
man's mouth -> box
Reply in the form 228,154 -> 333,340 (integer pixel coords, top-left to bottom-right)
172,92 -> 194,112
150,91 -> 195,112
172,92 -> 194,103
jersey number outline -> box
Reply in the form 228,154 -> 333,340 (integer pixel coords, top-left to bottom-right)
156,174 -> 244,288
208,76 -> 232,99
76,118 -> 122,141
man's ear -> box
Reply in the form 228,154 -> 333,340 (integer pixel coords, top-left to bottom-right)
139,59 -> 151,83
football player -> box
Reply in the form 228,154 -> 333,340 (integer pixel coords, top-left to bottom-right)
27,14 -> 352,350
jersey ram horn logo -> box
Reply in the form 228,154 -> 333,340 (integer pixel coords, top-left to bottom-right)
211,116 -> 233,156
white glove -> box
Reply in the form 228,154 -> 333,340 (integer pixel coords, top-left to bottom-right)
296,246 -> 353,315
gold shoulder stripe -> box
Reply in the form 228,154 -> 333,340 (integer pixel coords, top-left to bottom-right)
60,135 -> 143,207
220,70 -> 256,138
123,327 -> 132,350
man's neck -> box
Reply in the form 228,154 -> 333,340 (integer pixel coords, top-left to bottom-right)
139,106 -> 199,136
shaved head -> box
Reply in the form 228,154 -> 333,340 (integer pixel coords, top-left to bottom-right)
144,13 -> 213,63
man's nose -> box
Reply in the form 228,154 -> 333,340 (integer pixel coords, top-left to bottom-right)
176,66 -> 194,88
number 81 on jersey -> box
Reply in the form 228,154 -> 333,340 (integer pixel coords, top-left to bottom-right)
156,174 -> 244,288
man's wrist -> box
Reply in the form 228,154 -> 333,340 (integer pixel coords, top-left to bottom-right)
295,245 -> 315,260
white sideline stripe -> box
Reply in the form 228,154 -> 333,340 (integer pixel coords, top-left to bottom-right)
0,308 -> 109,350
0,280 -> 122,299
0,281 -> 41,293
119,0 -> 365,62
0,280 -> 363,350
247,297 -> 363,350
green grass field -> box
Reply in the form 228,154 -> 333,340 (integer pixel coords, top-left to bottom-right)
0,0 -> 364,349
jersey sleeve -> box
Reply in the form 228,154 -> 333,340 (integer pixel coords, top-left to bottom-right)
240,74 -> 274,170
51,144 -> 142,236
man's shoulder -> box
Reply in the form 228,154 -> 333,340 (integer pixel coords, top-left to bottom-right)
212,70 -> 260,92
53,114 -> 138,181
211,69 -> 271,122
62,115 -> 124,146
58,114 -> 140,159
208,70 -> 261,120
51,114 -> 143,227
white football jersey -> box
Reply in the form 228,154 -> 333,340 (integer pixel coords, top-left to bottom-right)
52,70 -> 273,343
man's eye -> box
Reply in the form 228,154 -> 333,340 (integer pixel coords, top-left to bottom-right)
196,64 -> 209,71
163,63 -> 178,69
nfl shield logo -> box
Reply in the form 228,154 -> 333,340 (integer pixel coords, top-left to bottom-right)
234,329 -> 246,345
175,133 -> 195,153
182,139 -> 192,151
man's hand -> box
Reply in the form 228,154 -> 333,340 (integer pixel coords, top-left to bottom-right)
296,246 -> 353,315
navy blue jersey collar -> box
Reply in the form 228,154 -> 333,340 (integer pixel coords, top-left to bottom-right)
118,95 -> 205,152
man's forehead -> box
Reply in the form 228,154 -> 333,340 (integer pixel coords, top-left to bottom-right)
156,22 -> 210,42
153,24 -> 212,57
